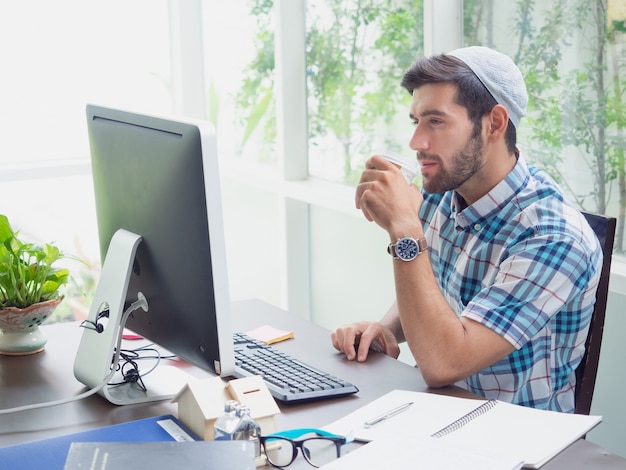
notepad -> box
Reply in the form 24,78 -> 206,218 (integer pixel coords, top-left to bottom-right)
245,325 -> 294,344
323,390 -> 602,469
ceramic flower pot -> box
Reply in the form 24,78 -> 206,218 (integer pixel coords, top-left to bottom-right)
0,299 -> 61,355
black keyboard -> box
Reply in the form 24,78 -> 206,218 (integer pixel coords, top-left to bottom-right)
232,332 -> 359,402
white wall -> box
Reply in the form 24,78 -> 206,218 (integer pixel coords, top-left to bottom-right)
586,290 -> 626,456
309,205 -> 396,329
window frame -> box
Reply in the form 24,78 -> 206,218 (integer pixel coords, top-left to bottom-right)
2,0 -> 624,320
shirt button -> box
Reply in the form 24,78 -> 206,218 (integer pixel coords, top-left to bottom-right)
474,224 -> 481,231
454,247 -> 461,254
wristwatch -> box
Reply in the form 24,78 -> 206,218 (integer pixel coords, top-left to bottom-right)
387,236 -> 427,261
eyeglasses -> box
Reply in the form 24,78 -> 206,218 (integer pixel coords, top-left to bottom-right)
260,428 -> 352,468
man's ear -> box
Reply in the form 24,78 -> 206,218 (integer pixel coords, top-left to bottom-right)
487,104 -> 509,138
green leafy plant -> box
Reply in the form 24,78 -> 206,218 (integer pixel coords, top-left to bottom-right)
0,214 -> 71,309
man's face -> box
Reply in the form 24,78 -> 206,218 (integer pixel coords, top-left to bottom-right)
409,82 -> 485,194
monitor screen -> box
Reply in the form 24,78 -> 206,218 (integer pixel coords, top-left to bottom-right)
74,104 -> 234,403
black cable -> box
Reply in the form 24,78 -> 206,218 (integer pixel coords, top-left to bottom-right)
79,308 -> 110,333
106,343 -> 175,392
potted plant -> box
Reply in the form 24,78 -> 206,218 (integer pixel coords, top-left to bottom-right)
0,214 -> 72,355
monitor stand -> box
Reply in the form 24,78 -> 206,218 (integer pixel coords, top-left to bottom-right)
73,229 -> 192,405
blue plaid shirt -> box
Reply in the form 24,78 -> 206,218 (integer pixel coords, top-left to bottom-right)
419,157 -> 602,412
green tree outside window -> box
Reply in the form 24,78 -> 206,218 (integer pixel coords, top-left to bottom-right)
234,0 -> 423,183
465,0 -> 626,253
235,0 -> 625,253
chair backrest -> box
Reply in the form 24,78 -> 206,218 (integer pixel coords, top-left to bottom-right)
574,212 -> 616,415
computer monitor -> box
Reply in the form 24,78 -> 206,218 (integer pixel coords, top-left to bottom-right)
74,104 -> 234,405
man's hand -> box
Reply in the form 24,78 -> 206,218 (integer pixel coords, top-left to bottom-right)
355,155 -> 423,233
331,321 -> 400,362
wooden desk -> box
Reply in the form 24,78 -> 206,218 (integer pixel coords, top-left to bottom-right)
1,299 -> 624,468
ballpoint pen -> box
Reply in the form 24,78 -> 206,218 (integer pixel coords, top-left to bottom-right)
363,401 -> 414,428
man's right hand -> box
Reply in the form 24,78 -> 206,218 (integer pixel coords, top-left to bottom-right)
331,321 -> 400,362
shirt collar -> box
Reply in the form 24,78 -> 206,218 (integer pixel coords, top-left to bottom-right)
452,156 -> 530,229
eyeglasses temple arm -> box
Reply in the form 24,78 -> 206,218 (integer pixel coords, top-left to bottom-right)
265,427 -> 351,442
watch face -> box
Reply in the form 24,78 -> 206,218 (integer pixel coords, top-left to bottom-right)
396,237 -> 418,261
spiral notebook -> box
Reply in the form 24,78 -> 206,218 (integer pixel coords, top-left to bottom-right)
323,390 -> 602,469
320,435 -> 524,470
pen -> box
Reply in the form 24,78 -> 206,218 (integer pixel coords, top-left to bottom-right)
363,401 -> 414,428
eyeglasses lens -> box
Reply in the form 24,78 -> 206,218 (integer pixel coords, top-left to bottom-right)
264,437 -> 296,467
301,437 -> 342,467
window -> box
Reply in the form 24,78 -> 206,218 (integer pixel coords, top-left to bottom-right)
3,1 -> 624,326
0,1 -> 172,322
306,0 -> 424,184
463,0 -> 626,253
0,1 -> 171,168
201,0 -> 276,166
229,0 -> 425,184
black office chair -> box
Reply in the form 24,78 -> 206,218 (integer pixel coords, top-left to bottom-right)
574,212 -> 617,415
